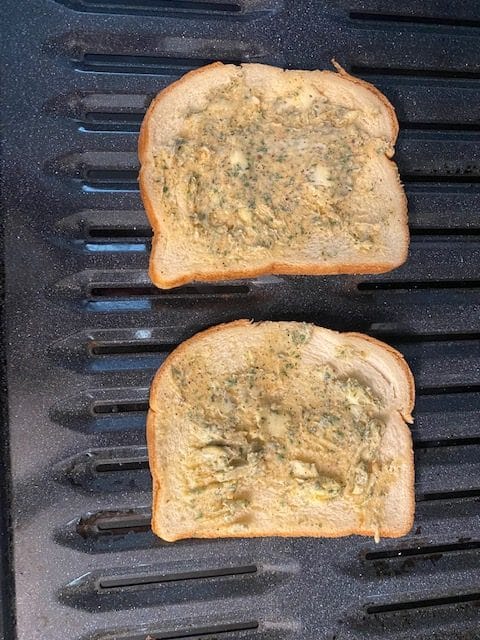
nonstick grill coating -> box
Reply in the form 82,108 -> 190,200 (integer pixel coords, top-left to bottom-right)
1,1 -> 480,638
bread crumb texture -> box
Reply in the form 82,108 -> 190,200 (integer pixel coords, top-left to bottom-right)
148,321 -> 415,541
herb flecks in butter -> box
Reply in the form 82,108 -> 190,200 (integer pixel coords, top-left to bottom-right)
169,324 -> 392,532
155,75 -> 386,260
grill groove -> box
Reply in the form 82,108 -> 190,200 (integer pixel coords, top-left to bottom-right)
97,566 -> 258,590
349,12 -> 480,29
351,65 -> 480,80
365,541 -> 480,560
88,621 -> 261,640
76,54 -> 243,75
366,591 -> 480,614
55,0 -> 280,19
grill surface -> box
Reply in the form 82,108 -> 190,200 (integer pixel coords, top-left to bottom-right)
2,1 -> 480,638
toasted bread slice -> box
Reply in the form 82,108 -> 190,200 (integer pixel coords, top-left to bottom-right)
139,62 -> 408,289
148,321 -> 415,542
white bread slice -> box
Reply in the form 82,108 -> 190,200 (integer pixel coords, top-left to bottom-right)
147,321 -> 415,542
139,62 -> 408,289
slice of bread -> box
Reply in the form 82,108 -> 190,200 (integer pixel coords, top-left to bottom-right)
139,62 -> 408,289
148,321 -> 415,542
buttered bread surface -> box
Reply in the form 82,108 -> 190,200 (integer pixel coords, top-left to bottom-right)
139,63 -> 408,287
148,321 -> 415,541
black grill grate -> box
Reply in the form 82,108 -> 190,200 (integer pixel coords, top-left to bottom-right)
2,1 -> 480,638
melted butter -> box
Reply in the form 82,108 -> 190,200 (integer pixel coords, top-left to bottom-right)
154,75 -> 387,260
169,324 -> 396,532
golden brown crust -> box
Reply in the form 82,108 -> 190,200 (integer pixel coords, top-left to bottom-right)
344,331 -> 415,535
342,330 -> 415,535
146,408 -> 162,535
139,62 -> 409,289
153,260 -> 408,290
148,321 -> 415,541
158,523 -> 412,543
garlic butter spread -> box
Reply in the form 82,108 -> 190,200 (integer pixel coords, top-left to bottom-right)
168,324 -> 398,534
154,76 -> 390,260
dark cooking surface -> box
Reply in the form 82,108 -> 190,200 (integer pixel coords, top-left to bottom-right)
1,1 -> 480,638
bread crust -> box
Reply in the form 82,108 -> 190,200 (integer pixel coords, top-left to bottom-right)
139,62 -> 409,289
345,331 -> 415,420
331,60 -> 399,144
148,321 -> 415,541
